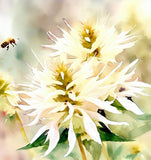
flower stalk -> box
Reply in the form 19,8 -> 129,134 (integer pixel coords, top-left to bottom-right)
102,142 -> 110,160
15,112 -> 34,158
77,136 -> 87,160
15,111 -> 29,143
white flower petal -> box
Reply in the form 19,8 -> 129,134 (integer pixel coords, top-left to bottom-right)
128,81 -> 151,88
17,105 -> 35,111
27,112 -> 42,126
17,104 -> 36,111
64,121 -> 76,157
121,59 -> 138,75
68,103 -> 74,117
61,72 -> 64,80
44,122 -> 60,156
123,68 -> 136,81
81,110 -> 101,144
27,110 -> 39,116
117,97 -> 144,115
87,111 -> 128,126
86,29 -> 89,34
31,49 -> 44,69
44,90 -> 65,102
86,97 -> 121,114
18,83 -> 39,89
47,31 -> 57,42
66,81 -> 75,90
85,37 -> 91,42
98,62 -> 122,85
68,91 -> 76,101
48,104 -> 67,113
62,103 -> 74,123
15,91 -> 32,95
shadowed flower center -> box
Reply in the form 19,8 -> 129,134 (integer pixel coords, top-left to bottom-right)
80,24 -> 101,60
81,24 -> 97,49
0,79 -> 9,95
89,47 -> 101,58
52,63 -> 82,105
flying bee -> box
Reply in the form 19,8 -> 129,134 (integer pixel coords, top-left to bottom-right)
1,38 -> 16,50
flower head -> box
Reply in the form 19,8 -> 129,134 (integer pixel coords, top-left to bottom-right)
0,71 -> 19,115
44,18 -> 135,63
19,57 -> 128,157
98,59 -> 151,115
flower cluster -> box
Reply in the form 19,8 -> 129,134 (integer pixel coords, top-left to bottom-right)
19,17 -> 151,158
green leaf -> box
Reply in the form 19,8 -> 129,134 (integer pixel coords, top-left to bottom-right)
58,128 -> 68,144
126,153 -> 138,160
97,127 -> 133,142
134,114 -> 151,120
107,143 -> 114,158
105,95 -> 114,101
83,140 -> 102,160
107,144 -> 124,160
18,128 -> 69,151
129,120 -> 151,138
125,111 -> 151,121
111,99 -> 126,111
106,96 -> 126,111
18,130 -> 48,150
99,122 -> 111,133
112,145 -> 123,160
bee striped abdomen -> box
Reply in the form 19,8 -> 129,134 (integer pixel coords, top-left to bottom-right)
1,41 -> 9,48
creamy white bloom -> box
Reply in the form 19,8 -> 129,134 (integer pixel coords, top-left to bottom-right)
43,18 -> 135,63
99,59 -> 151,115
18,57 -> 128,157
0,71 -> 19,115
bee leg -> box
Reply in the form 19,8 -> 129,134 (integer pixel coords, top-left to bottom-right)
6,45 -> 9,50
11,43 -> 14,47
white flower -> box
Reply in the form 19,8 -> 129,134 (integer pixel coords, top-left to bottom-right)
18,57 -> 128,157
43,18 -> 135,63
99,59 -> 151,115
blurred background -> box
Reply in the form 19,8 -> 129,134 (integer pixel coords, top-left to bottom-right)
0,0 -> 151,159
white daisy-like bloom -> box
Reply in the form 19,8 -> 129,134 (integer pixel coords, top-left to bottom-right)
43,18 -> 135,63
18,57 -> 128,157
0,71 -> 20,115
98,59 -> 151,115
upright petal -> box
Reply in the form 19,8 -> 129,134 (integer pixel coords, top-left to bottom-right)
64,121 -> 76,157
81,110 -> 101,144
44,121 -> 60,156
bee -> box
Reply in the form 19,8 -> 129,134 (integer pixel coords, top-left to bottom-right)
1,38 -> 16,50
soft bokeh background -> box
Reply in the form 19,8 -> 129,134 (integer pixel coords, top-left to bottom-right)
0,0 -> 151,159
